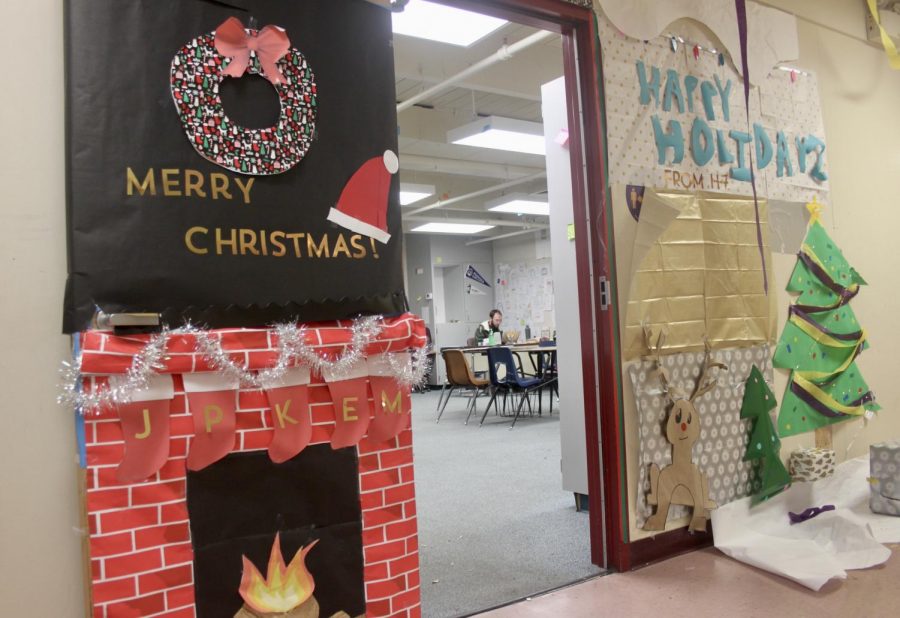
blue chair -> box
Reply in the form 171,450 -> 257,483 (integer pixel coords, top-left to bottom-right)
481,346 -> 543,429
528,349 -> 558,414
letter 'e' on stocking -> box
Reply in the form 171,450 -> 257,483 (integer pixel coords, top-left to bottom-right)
322,360 -> 371,449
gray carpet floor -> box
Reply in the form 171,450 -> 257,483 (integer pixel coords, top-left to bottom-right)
410,389 -> 602,618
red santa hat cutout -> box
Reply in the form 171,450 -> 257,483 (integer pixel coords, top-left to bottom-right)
326,150 -> 398,244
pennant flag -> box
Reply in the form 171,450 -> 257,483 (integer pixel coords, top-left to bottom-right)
626,184 -> 645,221
465,264 -> 490,287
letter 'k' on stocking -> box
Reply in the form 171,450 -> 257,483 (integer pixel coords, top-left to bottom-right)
262,366 -> 312,463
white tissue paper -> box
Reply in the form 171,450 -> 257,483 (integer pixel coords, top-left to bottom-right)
712,456 -> 900,590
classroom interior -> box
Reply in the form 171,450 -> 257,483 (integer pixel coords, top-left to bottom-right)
392,7 -> 600,615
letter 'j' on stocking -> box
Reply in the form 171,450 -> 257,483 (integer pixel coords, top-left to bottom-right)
183,373 -> 239,471
112,374 -> 175,483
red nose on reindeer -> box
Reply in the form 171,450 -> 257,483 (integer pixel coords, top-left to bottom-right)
681,422 -> 687,431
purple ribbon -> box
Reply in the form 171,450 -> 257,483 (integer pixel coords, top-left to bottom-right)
796,252 -> 859,303
735,0 -> 768,294
790,379 -> 875,418
789,504 -> 835,524
789,305 -> 863,343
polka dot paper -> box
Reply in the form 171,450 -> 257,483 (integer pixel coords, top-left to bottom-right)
596,11 -> 829,205
870,441 -> 900,516
629,344 -> 773,527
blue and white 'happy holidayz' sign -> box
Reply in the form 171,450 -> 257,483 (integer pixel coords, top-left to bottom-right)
599,15 -> 829,203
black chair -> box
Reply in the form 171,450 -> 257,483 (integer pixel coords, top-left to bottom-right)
481,347 -> 543,429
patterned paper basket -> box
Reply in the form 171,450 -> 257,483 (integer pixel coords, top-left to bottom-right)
790,447 -> 836,482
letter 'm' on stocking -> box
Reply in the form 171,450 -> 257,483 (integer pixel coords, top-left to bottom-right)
183,373 -> 239,471
323,361 -> 371,449
262,366 -> 312,463
366,353 -> 411,444
113,374 -> 175,483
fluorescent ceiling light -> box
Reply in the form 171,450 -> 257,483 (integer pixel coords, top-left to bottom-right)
448,116 -> 545,156
399,182 -> 436,206
411,223 -> 495,234
391,1 -> 507,47
487,194 -> 550,216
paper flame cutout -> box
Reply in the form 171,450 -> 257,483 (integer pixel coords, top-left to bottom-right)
239,533 -> 318,614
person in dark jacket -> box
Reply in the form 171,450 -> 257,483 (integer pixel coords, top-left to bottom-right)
474,309 -> 503,342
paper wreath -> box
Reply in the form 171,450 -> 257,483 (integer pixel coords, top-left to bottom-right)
170,17 -> 317,175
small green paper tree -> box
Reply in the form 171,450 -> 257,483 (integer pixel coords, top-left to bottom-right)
741,365 -> 791,504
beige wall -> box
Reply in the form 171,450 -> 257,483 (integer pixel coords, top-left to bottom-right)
0,0 -> 85,614
778,0 -> 900,461
618,0 -> 900,540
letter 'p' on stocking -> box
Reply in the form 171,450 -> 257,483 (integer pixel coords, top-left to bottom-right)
183,373 -> 239,471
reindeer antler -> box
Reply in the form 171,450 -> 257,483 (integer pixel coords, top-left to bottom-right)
689,338 -> 728,402
643,326 -> 682,400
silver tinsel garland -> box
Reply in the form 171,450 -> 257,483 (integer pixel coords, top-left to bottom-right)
58,326 -> 173,412
58,317 -> 429,414
387,346 -> 432,389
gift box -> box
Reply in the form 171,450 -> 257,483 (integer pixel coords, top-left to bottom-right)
790,447 -> 836,481
869,441 -> 900,517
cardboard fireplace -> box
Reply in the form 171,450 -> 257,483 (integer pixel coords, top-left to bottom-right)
78,314 -> 425,617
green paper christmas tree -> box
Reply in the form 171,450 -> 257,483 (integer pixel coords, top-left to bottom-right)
741,365 -> 791,504
773,211 -> 880,438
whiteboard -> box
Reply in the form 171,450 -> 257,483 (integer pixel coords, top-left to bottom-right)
493,259 -> 555,339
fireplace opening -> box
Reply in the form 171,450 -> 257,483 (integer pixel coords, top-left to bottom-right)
186,446 -> 366,618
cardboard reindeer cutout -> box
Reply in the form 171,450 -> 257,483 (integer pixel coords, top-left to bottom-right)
643,332 -> 726,532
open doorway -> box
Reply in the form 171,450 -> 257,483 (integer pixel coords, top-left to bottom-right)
391,1 -> 611,615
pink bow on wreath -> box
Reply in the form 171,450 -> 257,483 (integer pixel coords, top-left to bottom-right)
214,16 -> 290,85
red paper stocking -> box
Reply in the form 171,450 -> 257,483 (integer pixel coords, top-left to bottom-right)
366,354 -> 411,444
263,367 -> 312,463
323,362 -> 371,449
113,375 -> 174,483
183,374 -> 238,471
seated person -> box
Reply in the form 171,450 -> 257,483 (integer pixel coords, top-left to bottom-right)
474,309 -> 503,343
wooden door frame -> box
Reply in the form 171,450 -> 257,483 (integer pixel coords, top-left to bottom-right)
426,0 -> 712,572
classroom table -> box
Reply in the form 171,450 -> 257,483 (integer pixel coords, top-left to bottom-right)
453,343 -> 558,416
455,343 -> 556,376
